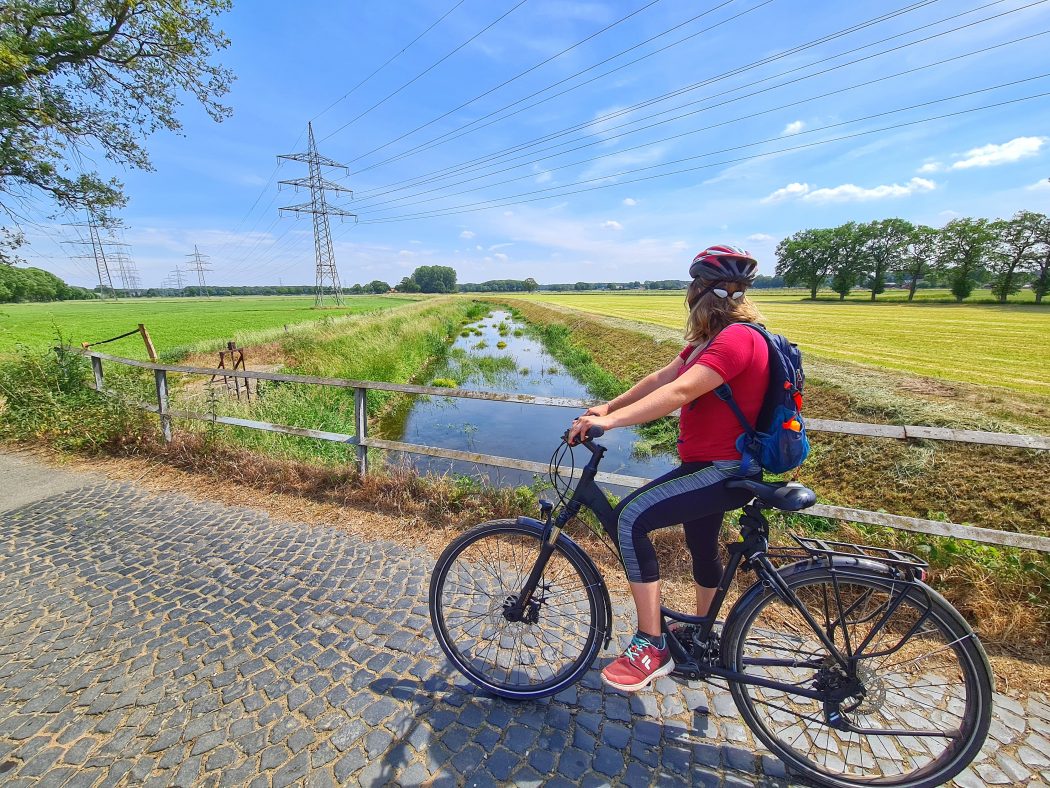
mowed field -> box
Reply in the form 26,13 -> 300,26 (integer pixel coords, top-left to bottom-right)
510,290 -> 1049,396
0,295 -> 414,360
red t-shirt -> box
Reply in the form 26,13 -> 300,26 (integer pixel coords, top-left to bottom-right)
676,324 -> 769,462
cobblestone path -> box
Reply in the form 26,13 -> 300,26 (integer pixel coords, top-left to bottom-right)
1,481 -> 1048,787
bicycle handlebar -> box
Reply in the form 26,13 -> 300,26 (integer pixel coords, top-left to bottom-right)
563,425 -> 605,446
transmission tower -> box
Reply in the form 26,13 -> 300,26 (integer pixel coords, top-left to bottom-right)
167,266 -> 187,291
278,122 -> 356,306
186,246 -> 212,297
62,216 -> 119,299
110,251 -> 140,296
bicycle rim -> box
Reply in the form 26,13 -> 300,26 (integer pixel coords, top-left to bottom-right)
724,568 -> 991,788
430,521 -> 605,699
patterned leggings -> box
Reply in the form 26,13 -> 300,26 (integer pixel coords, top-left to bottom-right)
613,460 -> 757,584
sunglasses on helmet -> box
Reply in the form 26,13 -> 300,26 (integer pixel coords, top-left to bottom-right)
695,284 -> 745,300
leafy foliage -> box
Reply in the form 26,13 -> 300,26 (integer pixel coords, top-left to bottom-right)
0,0 -> 234,233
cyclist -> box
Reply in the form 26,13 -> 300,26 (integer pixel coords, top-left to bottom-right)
567,244 -> 768,692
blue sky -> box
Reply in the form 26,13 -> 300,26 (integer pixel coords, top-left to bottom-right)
21,0 -> 1050,288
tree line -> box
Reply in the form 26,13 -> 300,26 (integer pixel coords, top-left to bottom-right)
775,211 -> 1050,303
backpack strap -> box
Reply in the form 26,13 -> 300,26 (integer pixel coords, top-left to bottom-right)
713,383 -> 755,436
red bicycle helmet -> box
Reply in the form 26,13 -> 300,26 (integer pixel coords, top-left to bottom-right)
689,244 -> 758,285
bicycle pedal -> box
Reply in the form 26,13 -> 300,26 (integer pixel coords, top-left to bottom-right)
671,660 -> 701,681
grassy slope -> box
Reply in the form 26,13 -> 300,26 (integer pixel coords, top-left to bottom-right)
177,298 -> 484,465
0,295 -> 415,361
508,291 -> 1050,398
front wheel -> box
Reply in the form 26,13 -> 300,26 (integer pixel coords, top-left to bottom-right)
721,565 -> 993,788
429,519 -> 609,700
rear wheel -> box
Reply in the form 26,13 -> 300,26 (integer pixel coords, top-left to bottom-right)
721,566 -> 992,788
429,520 -> 608,700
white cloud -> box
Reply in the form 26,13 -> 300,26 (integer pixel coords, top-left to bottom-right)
601,220 -> 623,230
802,177 -> 936,203
459,229 -> 476,239
397,249 -> 415,258
938,209 -> 960,220
534,171 -> 552,184
761,182 -> 810,203
493,252 -> 509,262
1026,179 -> 1050,191
747,233 -> 774,242
917,162 -> 943,174
782,120 -> 805,135
409,239 -> 422,244
951,136 -> 1047,170
622,197 -> 638,206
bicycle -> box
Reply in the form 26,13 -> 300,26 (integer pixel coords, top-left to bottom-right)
428,428 -> 993,788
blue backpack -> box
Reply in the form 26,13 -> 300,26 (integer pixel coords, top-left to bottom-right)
713,323 -> 810,476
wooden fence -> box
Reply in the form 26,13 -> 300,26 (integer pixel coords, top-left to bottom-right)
80,349 -> 1050,554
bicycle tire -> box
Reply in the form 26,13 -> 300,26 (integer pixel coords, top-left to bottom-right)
429,519 -> 608,700
721,564 -> 992,788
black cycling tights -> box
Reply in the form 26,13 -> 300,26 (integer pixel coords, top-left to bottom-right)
611,460 -> 756,585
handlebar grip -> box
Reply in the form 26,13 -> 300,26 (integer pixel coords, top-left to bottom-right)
585,426 -> 605,440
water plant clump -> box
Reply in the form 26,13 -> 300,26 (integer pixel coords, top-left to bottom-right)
473,340 -> 488,350
432,378 -> 458,388
496,341 -> 508,349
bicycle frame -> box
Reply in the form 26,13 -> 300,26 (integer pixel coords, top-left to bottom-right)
507,438 -> 938,710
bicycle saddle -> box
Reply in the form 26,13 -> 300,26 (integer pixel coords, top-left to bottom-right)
725,479 -> 816,511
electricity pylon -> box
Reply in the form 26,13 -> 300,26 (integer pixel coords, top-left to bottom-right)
186,245 -> 212,297
278,122 -> 356,306
62,216 -> 118,299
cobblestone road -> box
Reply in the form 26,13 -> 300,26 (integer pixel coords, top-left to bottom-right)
1,480 -> 1048,787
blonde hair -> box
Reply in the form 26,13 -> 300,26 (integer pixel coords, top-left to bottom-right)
684,279 -> 765,344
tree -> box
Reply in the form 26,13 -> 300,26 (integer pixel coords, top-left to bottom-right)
863,218 -> 913,300
827,222 -> 869,300
395,276 -> 420,293
411,265 -> 456,293
895,225 -> 938,301
523,277 -> 538,293
366,280 -> 390,294
0,0 -> 234,255
775,228 -> 837,299
348,283 -> 364,295
988,211 -> 1043,303
573,281 -> 589,291
937,218 -> 993,302
1033,215 -> 1050,304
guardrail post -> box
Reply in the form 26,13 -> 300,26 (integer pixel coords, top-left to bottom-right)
154,369 -> 172,443
90,356 -> 104,392
354,387 -> 368,476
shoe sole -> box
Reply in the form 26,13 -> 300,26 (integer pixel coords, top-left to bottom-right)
600,658 -> 675,693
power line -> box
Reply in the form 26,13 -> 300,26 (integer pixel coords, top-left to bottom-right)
350,28 -> 1049,215
311,0 -> 469,122
338,0 -> 669,158
354,89 -> 1050,224
353,0 -> 985,191
346,0 -> 779,169
352,0 -> 1007,202
319,0 -> 531,138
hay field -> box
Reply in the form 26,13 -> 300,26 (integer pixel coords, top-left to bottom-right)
0,295 -> 415,361
509,291 -> 1049,397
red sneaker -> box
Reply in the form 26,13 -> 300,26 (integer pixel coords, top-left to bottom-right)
601,635 -> 674,692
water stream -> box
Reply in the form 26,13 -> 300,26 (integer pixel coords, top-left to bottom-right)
393,310 -> 678,492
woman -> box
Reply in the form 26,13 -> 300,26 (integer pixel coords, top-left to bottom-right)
567,244 -> 769,693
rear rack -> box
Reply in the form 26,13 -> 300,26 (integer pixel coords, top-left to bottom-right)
791,534 -> 929,575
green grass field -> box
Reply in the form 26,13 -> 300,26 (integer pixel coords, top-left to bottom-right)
0,295 -> 415,361
507,290 -> 1049,396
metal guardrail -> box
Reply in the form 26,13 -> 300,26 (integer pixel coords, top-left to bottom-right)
80,349 -> 1050,553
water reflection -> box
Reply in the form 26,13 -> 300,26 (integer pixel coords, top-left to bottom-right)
394,311 -> 678,491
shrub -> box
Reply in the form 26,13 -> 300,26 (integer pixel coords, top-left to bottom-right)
0,345 -> 153,452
